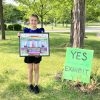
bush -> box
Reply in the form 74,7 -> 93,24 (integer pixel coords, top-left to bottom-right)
8,25 -> 14,30
13,24 -> 22,31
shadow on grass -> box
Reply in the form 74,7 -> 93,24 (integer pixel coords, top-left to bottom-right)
85,39 -> 100,59
0,81 -> 27,100
0,80 -> 100,100
0,81 -> 65,100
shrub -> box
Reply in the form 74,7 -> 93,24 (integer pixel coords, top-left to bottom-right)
8,25 -> 14,30
13,24 -> 22,31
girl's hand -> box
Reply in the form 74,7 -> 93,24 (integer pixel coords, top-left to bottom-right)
17,32 -> 20,37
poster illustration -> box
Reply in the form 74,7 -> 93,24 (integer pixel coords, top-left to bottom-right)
19,33 -> 50,56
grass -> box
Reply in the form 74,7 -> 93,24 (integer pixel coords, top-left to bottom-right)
0,31 -> 100,100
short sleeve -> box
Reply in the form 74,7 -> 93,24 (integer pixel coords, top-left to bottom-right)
23,27 -> 30,33
40,28 -> 45,33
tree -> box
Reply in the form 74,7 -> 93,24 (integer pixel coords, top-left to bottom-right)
70,0 -> 85,48
3,4 -> 24,23
86,0 -> 100,22
47,0 -> 72,27
0,0 -> 5,40
16,0 -> 55,28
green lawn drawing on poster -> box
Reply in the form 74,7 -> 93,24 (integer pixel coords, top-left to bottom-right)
63,47 -> 94,83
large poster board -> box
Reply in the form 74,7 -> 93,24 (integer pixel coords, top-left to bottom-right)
19,33 -> 50,56
63,47 -> 94,83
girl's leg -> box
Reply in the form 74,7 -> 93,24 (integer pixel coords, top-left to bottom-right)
34,63 -> 39,86
27,63 -> 33,85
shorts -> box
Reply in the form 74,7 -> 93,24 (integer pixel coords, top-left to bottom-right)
24,56 -> 42,64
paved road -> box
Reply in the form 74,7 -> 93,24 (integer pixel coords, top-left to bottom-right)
46,27 -> 100,33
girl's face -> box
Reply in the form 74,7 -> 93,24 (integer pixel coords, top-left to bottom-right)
29,16 -> 38,28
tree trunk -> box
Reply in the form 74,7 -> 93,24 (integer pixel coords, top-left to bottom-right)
41,15 -> 43,28
62,20 -> 65,27
40,4 -> 44,28
54,18 -> 57,27
70,10 -> 74,47
0,0 -> 5,40
70,0 -> 85,48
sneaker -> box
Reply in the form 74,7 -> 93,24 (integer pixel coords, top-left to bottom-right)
28,84 -> 34,92
34,85 -> 40,94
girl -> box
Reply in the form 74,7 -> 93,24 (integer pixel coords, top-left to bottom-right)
18,14 -> 45,94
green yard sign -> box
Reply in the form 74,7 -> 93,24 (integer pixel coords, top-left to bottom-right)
63,47 -> 94,83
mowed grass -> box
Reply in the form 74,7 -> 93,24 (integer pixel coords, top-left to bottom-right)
0,31 -> 100,100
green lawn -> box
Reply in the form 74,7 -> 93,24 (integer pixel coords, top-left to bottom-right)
0,31 -> 100,100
